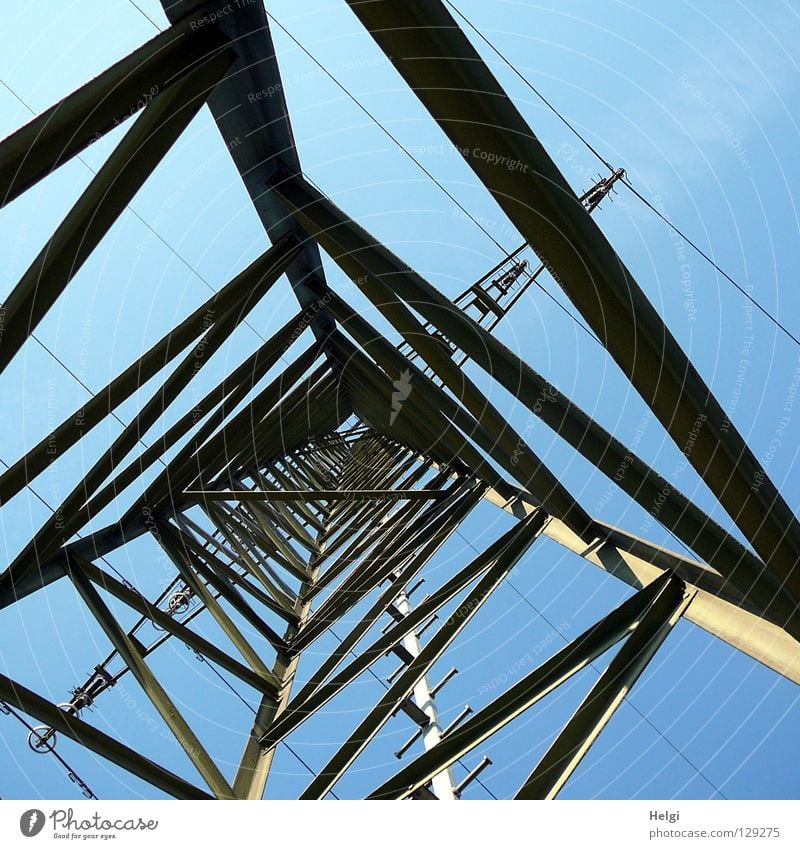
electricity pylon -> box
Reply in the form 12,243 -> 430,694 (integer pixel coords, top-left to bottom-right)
0,0 -> 798,801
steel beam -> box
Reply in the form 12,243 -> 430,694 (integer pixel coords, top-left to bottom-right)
515,584 -> 693,798
269,174 -> 795,634
480,484 -> 800,684
0,235 -> 300,506
0,47 -> 235,374
367,572 -> 686,799
262,500 -> 535,751
0,16 -> 230,206
342,0 -> 800,618
156,521 -> 282,689
300,508 -> 547,799
287,485 -> 480,715
293,482 -> 482,651
72,554 -> 280,698
160,0 -> 338,363
2,231 -> 300,587
161,521 -> 289,651
302,472 -> 456,602
325,291 -> 592,534
0,672 -> 212,799
64,556 -> 236,799
185,489 -> 450,502
200,505 -> 299,620
172,521 -> 299,624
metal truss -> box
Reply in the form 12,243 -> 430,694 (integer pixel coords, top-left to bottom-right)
0,0 -> 797,800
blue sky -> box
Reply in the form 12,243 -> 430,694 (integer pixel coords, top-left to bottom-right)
0,0 -> 799,800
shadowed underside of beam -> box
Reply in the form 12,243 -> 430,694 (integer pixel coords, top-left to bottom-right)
0,0 -> 797,803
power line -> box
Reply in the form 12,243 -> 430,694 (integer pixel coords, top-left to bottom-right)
443,0 -> 614,173
263,10 -> 508,255
530,278 -> 603,346
454,527 -> 726,799
0,456 -> 136,590
444,0 -> 800,352
16,0 -> 730,801
0,699 -> 98,799
197,653 -> 341,799
0,72 -> 302,524
28,335 -> 167,469
121,2 -> 600,355
269,19 -> 603,349
0,76 -> 285,357
621,179 -> 800,349
125,0 -> 161,31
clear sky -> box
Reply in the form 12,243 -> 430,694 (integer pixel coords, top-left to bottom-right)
0,0 -> 799,800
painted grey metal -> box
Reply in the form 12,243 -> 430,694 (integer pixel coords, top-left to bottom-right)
515,585 -> 694,798
269,175 -> 791,634
0,49 -> 235,375
0,0 -> 796,803
64,556 -> 236,799
0,16 -> 230,206
0,671 -> 212,800
342,0 -> 800,630
300,508 -> 548,799
367,573 -> 685,799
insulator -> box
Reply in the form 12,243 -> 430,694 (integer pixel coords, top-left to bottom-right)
66,683 -> 96,712
120,576 -> 140,595
27,726 -> 57,754
68,771 -> 96,799
96,666 -> 113,683
166,587 -> 192,615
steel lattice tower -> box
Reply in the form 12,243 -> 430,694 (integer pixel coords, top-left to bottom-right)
0,0 -> 798,801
